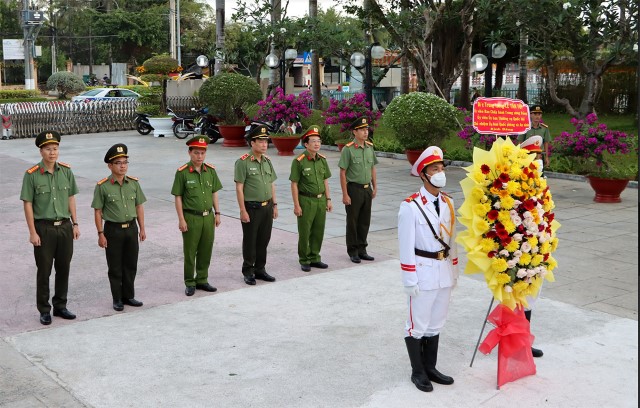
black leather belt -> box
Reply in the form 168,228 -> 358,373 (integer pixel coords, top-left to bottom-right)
299,191 -> 325,198
415,248 -> 449,260
36,219 -> 69,226
183,208 -> 213,216
348,182 -> 370,189
105,220 -> 136,228
244,200 -> 271,209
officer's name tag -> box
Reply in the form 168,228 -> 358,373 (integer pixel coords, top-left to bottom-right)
249,167 -> 257,171
187,180 -> 196,184
304,167 -> 311,171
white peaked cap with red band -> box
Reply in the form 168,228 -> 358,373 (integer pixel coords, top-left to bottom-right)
411,146 -> 444,177
521,135 -> 543,153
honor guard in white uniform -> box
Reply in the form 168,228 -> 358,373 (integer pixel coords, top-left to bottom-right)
398,146 -> 458,392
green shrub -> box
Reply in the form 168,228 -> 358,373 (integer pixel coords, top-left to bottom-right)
198,73 -> 263,125
46,71 -> 85,99
0,90 -> 41,100
372,137 -> 403,154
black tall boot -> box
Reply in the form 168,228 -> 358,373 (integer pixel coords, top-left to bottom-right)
422,335 -> 454,385
524,310 -> 544,358
404,337 -> 433,392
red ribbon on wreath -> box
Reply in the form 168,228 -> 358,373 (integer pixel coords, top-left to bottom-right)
478,304 -> 537,387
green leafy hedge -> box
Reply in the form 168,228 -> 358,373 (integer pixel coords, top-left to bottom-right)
0,90 -> 41,100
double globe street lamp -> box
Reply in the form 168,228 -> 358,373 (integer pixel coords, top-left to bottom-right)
350,42 -> 386,109
265,46 -> 298,94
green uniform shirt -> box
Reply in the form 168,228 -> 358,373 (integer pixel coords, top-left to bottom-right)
91,175 -> 147,222
171,162 -> 223,211
234,152 -> 277,202
20,161 -> 79,220
338,141 -> 378,184
518,125 -> 551,144
289,150 -> 331,194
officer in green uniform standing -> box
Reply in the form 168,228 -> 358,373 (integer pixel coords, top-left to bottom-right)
234,125 -> 278,285
20,130 -> 80,325
517,105 -> 551,167
339,117 -> 378,263
92,144 -> 147,311
171,135 -> 222,296
290,126 -> 333,272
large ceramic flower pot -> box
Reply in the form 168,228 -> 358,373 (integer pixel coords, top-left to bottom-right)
405,149 -> 423,166
587,176 -> 629,203
218,125 -> 247,147
270,135 -> 302,156
148,118 -> 174,138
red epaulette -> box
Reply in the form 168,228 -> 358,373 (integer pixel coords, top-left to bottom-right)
296,153 -> 306,162
127,175 -> 139,181
97,177 -> 108,185
345,141 -> 354,147
26,165 -> 39,174
205,162 -> 216,169
365,140 -> 374,146
240,153 -> 250,161
318,153 -> 326,159
58,162 -> 71,168
178,164 -> 188,171
405,192 -> 420,202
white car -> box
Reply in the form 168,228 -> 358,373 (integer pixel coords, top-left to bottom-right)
71,88 -> 141,102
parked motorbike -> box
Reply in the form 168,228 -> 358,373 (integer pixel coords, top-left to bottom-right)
170,108 -> 199,139
134,112 -> 152,135
197,109 -> 221,143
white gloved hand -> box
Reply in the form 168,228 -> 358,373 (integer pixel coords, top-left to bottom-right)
404,285 -> 420,297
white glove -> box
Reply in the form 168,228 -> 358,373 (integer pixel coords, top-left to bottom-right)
404,285 -> 420,297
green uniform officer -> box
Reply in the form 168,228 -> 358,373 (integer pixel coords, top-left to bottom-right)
517,105 -> 551,166
92,143 -> 147,311
20,130 -> 79,325
171,135 -> 222,296
338,116 -> 378,264
290,126 -> 333,272
234,125 -> 278,285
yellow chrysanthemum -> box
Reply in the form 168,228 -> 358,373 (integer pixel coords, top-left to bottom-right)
491,258 -> 508,273
472,170 -> 487,183
527,236 -> 539,248
518,252 -> 532,265
513,280 -> 529,293
480,238 -> 498,252
473,218 -> 490,234
503,220 -> 516,234
531,254 -> 544,266
505,240 -> 519,252
540,241 -> 551,254
500,195 -> 515,210
550,237 -> 559,251
547,256 -> 558,271
471,186 -> 486,201
490,186 -> 500,195
496,273 -> 512,284
497,210 -> 511,224
473,203 -> 488,217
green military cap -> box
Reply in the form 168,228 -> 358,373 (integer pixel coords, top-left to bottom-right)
350,116 -> 369,130
246,125 -> 270,141
35,130 -> 61,148
186,135 -> 211,148
530,105 -> 543,114
104,143 -> 128,163
302,125 -> 321,144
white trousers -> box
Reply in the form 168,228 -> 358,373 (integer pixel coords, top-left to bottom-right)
404,287 -> 452,338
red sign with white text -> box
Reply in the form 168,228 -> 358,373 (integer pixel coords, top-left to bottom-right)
472,97 -> 531,135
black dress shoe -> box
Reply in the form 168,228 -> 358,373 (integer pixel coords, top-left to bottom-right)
532,347 -> 544,358
301,264 -> 311,272
53,308 -> 76,320
244,276 -> 256,285
350,255 -> 361,263
113,300 -> 124,311
195,283 -> 218,292
310,261 -> 328,269
124,298 -> 143,307
40,313 -> 52,325
358,253 -> 375,261
185,286 -> 196,296
254,271 -> 276,282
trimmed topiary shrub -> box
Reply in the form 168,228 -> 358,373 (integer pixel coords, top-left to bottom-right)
198,73 -> 262,125
46,71 -> 85,99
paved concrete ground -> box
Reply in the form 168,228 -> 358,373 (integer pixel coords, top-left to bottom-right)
0,131 -> 637,407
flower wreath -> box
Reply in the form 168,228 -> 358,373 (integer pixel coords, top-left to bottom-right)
456,138 -> 560,310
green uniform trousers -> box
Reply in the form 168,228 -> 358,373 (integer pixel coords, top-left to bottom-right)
241,202 -> 273,277
345,182 -> 372,257
297,195 -> 327,264
34,220 -> 73,313
182,212 -> 215,287
104,221 -> 139,301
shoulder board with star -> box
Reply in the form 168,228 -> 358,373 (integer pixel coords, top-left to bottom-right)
26,165 -> 39,174
405,192 -> 420,202
365,141 -> 374,146
263,154 -> 271,161
345,141 -> 354,147
540,123 -> 548,128
97,177 -> 108,185
240,153 -> 250,161
205,162 -> 216,169
58,162 -> 71,168
126,175 -> 139,181
296,153 -> 306,162
178,164 -> 188,171
318,153 -> 327,159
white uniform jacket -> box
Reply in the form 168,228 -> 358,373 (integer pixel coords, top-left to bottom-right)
398,187 -> 459,290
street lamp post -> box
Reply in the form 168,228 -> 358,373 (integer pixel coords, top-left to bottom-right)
350,43 -> 385,109
265,45 -> 298,93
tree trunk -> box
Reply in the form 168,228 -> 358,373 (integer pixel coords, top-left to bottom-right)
517,29 -> 528,102
215,0 -> 225,75
310,0 -> 321,109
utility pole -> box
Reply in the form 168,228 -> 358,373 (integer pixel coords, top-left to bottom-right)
215,0 -> 225,75
169,0 -> 176,59
176,0 -> 181,66
21,0 -> 42,90
50,0 -> 56,75
310,0 -> 321,109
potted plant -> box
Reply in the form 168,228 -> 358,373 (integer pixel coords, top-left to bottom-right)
255,88 -> 313,155
138,54 -> 181,137
323,93 -> 380,148
553,113 -> 637,202
199,73 -> 263,147
383,92 -> 459,165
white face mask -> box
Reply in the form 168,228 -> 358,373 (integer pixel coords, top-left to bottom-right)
429,171 -> 447,188
535,159 -> 544,173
